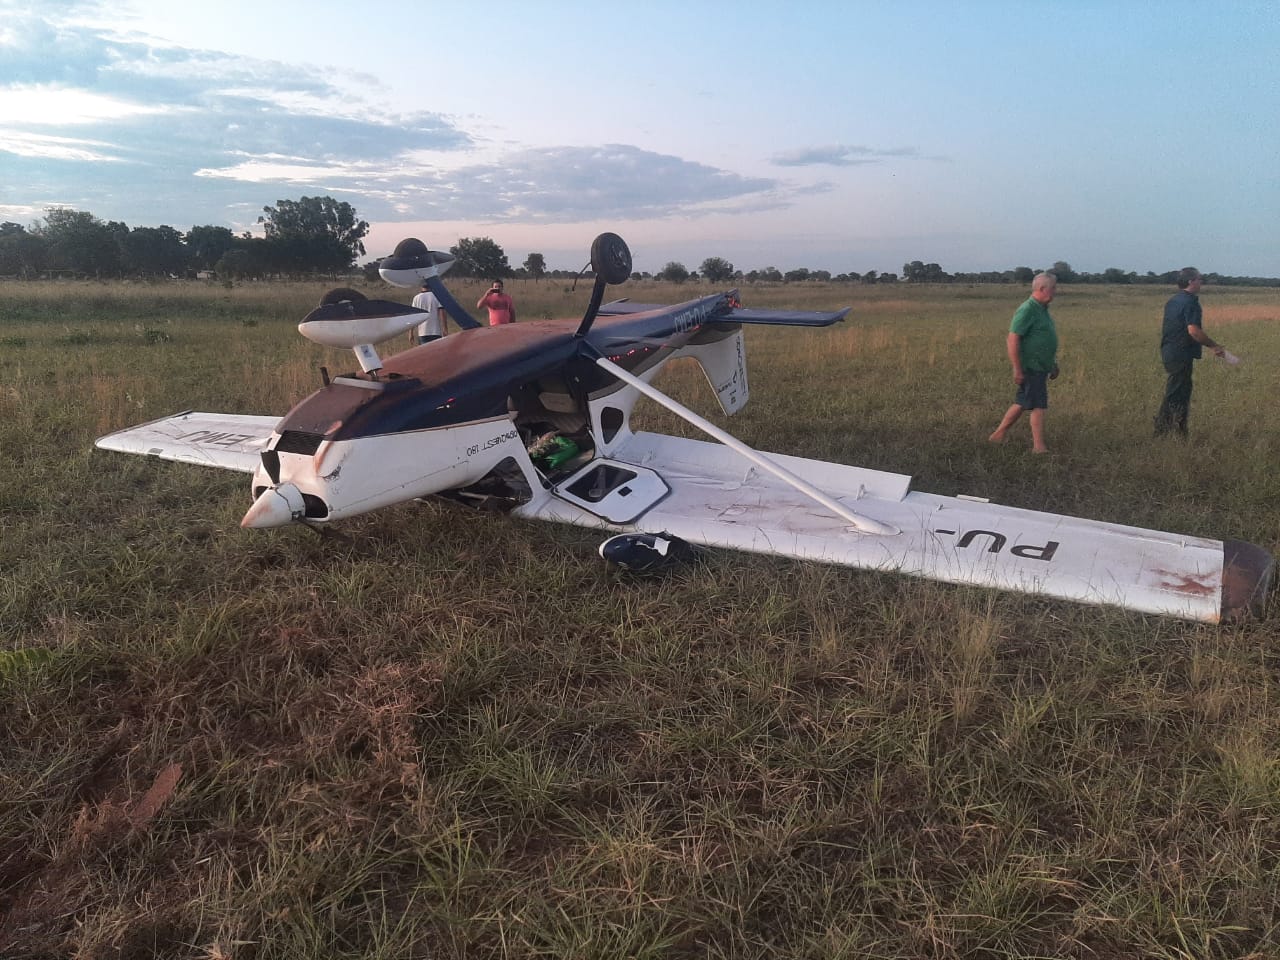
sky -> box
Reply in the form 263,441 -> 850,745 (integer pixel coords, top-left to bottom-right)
1,0 -> 1277,276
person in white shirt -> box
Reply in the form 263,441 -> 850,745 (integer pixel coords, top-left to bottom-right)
411,280 -> 446,344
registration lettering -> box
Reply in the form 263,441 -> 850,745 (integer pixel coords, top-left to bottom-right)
935,528 -> 1059,562
670,303 -> 712,334
178,430 -> 257,447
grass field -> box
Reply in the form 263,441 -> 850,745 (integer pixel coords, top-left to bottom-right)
2,276 -> 1279,959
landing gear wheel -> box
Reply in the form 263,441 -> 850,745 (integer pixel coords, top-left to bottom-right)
391,237 -> 429,259
319,287 -> 367,306
590,232 -> 632,285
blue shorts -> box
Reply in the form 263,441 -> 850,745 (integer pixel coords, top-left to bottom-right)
1015,370 -> 1049,410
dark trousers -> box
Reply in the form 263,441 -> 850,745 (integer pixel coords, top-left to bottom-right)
1154,360 -> 1194,436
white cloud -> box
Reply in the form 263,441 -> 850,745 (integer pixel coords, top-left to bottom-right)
194,156 -> 376,183
0,202 -> 46,220
0,83 -> 174,125
0,129 -> 124,161
771,144 -> 922,167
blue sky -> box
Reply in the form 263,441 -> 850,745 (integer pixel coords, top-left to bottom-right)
1,0 -> 1277,275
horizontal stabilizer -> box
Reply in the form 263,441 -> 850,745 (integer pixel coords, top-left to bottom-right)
722,306 -> 848,327
95,411 -> 278,473
598,298 -> 847,326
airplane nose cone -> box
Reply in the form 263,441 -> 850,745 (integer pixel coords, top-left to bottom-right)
241,483 -> 306,529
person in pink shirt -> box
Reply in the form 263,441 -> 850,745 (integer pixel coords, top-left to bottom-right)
476,279 -> 516,326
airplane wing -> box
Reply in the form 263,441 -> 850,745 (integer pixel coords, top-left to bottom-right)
516,431 -> 1272,623
95,411 -> 279,474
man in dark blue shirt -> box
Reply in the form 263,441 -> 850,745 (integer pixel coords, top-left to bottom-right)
1153,267 -> 1226,438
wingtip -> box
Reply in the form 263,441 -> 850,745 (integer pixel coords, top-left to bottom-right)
1220,539 -> 1274,621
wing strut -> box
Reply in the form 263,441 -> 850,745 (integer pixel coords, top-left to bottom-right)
592,355 -> 899,536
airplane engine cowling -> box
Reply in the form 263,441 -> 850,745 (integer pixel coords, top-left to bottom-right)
249,418 -> 535,526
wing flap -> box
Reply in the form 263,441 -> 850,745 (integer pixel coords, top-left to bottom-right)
96,411 -> 279,473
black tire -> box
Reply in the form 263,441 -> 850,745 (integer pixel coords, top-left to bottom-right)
391,237 -> 429,259
319,287 -> 367,306
590,232 -> 632,285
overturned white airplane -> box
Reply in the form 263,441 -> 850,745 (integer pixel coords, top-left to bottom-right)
97,234 -> 1273,622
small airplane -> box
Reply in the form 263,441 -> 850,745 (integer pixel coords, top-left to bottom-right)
95,233 -> 1273,623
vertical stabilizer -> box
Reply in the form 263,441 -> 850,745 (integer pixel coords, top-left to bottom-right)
676,328 -> 750,415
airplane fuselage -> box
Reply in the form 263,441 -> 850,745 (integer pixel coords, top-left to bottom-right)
245,294 -> 740,527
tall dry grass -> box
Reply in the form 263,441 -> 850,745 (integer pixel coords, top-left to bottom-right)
1,277 -> 1278,958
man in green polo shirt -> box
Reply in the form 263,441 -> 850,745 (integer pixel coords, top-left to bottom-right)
988,272 -> 1059,454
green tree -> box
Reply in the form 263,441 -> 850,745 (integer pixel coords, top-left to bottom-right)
214,238 -> 279,280
33,208 -> 124,276
265,235 -> 355,277
903,260 -> 926,282
186,225 -> 237,271
523,252 -> 547,282
0,222 -> 46,278
119,225 -> 187,277
1013,266 -> 1034,284
784,267 -> 810,282
657,261 -> 689,283
1051,260 -> 1077,283
450,237 -> 510,279
258,196 -> 369,271
1102,267 -> 1133,284
214,248 -> 256,281
699,256 -> 735,284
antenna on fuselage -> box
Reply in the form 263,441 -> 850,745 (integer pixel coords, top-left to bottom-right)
574,233 -> 632,339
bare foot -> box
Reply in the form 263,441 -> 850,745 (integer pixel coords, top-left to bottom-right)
988,431 -> 1007,444
1032,447 -> 1050,455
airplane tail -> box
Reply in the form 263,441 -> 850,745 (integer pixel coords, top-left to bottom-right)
599,290 -> 848,416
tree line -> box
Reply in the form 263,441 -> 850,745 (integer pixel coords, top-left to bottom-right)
4,198 -> 1276,287
0,197 -> 370,280
648,257 -> 1279,287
